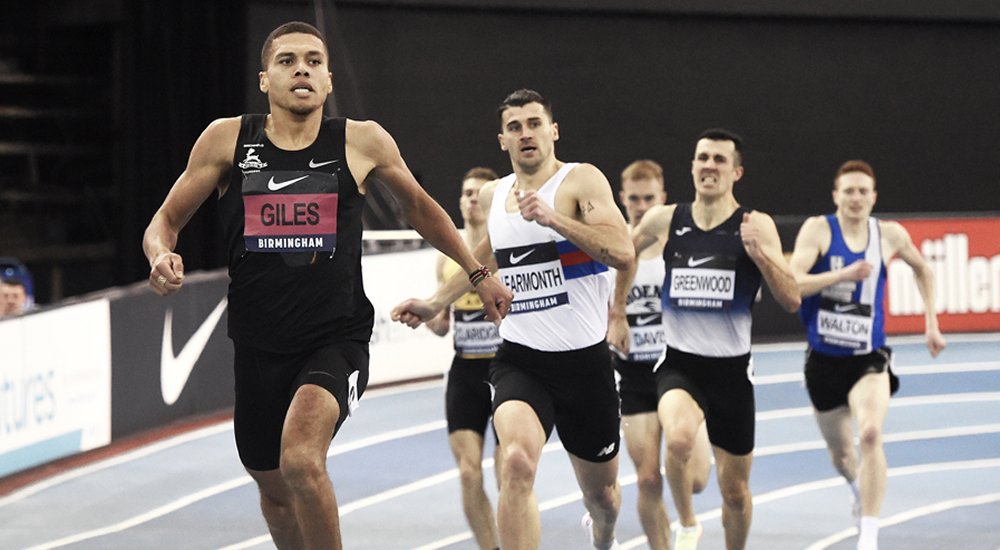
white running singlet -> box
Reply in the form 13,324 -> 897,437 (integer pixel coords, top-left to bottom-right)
489,163 -> 611,351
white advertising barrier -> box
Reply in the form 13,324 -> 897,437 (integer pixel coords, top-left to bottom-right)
362,247 -> 455,386
0,300 -> 112,477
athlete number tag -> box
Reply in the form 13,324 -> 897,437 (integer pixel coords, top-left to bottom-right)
817,309 -> 874,348
669,268 -> 736,310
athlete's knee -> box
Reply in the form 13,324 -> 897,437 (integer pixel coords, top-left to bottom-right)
857,422 -> 883,452
827,442 -> 853,469
499,444 -> 539,490
251,474 -> 297,528
718,482 -> 751,512
717,475 -> 751,511
279,449 -> 328,492
581,478 -> 620,513
457,454 -> 485,490
259,489 -> 296,526
635,468 -> 663,498
665,431 -> 696,463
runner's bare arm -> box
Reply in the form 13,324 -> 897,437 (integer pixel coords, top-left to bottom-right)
424,254 -> 451,336
517,164 -> 634,270
424,181 -> 502,313
789,215 -> 871,297
393,235 -> 499,328
608,259 -> 634,354
741,211 -> 800,312
883,220 -> 946,356
143,117 -> 240,296
609,204 -> 674,353
632,204 -> 675,257
348,121 -> 511,321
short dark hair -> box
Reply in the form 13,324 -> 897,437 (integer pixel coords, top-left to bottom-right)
261,21 -> 326,69
463,167 -> 499,182
834,159 -> 876,190
697,128 -> 744,166
497,89 -> 553,123
0,276 -> 24,288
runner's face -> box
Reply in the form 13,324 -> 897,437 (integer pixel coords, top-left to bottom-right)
259,33 -> 332,116
833,172 -> 877,220
459,177 -> 490,224
619,177 -> 665,226
691,139 -> 742,198
498,102 -> 559,173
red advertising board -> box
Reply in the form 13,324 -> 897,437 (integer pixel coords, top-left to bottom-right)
885,217 -> 1000,334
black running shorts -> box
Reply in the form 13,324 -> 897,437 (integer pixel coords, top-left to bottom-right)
804,346 -> 898,412
233,340 -> 369,471
654,346 -> 755,456
490,340 -> 621,462
613,355 -> 659,416
445,355 -> 494,436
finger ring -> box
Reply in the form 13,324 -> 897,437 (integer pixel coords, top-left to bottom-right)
156,275 -> 167,286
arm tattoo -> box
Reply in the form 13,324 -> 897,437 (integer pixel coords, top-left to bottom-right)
580,200 -> 595,218
600,247 -> 611,262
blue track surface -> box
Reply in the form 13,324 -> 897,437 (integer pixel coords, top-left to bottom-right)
0,334 -> 997,549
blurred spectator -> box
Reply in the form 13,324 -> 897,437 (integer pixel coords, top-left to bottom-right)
0,257 -> 34,313
1,276 -> 28,316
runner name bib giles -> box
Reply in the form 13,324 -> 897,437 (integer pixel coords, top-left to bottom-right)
241,170 -> 339,255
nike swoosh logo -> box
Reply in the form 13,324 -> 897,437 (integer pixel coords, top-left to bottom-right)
833,304 -> 858,313
461,312 -> 484,322
687,256 -> 714,268
509,248 -> 536,265
675,227 -> 692,236
636,314 -> 660,326
309,159 -> 340,169
267,175 -> 308,191
160,297 -> 228,406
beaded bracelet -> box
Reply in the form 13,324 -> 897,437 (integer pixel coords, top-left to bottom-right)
468,265 -> 491,287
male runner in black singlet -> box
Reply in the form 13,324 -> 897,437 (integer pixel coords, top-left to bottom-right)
622,129 -> 800,550
143,21 -> 512,550
607,160 -> 711,549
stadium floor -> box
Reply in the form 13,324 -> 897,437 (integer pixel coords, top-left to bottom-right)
1,334 -> 998,549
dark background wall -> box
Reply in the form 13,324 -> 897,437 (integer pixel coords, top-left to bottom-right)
244,1 -> 999,227
2,0 -> 998,302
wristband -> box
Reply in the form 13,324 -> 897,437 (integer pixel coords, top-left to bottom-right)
468,265 -> 491,287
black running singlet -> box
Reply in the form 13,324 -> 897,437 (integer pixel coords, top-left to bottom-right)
217,115 -> 374,352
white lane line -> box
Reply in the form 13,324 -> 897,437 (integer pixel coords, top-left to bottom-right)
0,382 -> 446,507
16,348 -> 1000,548
751,332 -> 1000,353
753,360 -> 1000,386
757,391 -> 1000,421
803,491 -> 1000,550
25,477 -> 251,550
23,402 -> 1000,549
400,432 -> 1000,550
25,421 -> 447,550
0,422 -> 234,508
231,443 -> 569,550
621,459 -> 1000,550
329,420 -> 445,456
755,423 -> 1000,456
895,361 -> 1000,375
5,353 -> 993,507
